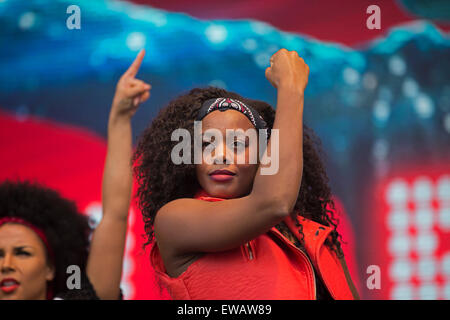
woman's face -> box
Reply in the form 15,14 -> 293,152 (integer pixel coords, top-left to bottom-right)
195,109 -> 260,199
0,223 -> 54,300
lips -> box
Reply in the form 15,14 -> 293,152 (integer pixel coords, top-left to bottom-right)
209,169 -> 236,182
0,278 -> 20,294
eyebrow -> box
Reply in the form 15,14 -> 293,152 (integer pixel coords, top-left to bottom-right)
14,246 -> 35,250
0,246 -> 30,250
0,246 -> 35,253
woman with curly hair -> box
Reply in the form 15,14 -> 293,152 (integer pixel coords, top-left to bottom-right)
131,48 -> 359,299
0,174 -> 131,300
0,50 -> 149,300
0,181 -> 96,299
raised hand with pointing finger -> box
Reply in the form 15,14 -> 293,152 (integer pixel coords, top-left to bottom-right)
111,49 -> 151,119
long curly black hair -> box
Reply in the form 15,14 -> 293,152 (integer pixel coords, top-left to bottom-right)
134,87 -> 344,257
0,181 -> 93,298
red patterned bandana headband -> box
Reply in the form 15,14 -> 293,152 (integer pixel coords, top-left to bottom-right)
196,98 -> 269,132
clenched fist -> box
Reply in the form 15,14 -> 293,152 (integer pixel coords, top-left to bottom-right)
111,49 -> 151,119
265,49 -> 309,92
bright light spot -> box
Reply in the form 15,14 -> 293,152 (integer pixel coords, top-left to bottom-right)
205,24 -> 228,44
122,256 -> 134,275
127,208 -> 135,225
391,283 -> 414,300
389,55 -> 406,76
388,233 -> 411,256
402,78 -> 419,98
415,232 -> 438,254
418,283 -> 438,299
389,258 -> 413,281
388,209 -> 409,231
120,282 -> 130,299
386,180 -> 409,205
149,12 -> 167,27
444,283 -> 450,299
125,232 -> 134,252
253,52 -> 271,69
438,207 -> 450,230
18,11 -> 36,30
417,257 -> 437,281
373,100 -> 390,123
242,38 -> 258,52
412,177 -> 433,202
437,175 -> 450,200
414,93 -> 434,119
126,32 -> 146,51
343,67 -> 360,85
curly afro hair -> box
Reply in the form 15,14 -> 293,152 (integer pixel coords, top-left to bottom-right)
134,86 -> 344,257
0,180 -> 92,298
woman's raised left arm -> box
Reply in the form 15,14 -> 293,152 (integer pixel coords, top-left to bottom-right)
87,49 -> 151,299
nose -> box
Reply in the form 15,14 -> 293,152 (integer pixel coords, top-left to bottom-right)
212,141 -> 232,165
1,252 -> 15,273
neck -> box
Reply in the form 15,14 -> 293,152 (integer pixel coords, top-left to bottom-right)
194,189 -> 225,201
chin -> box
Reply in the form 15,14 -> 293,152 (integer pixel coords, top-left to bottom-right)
0,293 -> 19,300
206,184 -> 250,199
203,184 -> 233,198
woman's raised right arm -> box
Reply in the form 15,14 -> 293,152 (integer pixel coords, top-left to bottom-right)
253,48 -> 308,215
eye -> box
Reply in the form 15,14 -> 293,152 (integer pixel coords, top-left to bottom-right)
202,141 -> 212,149
15,249 -> 31,257
231,139 -> 247,149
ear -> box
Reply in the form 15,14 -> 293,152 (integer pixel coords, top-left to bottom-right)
45,263 -> 55,282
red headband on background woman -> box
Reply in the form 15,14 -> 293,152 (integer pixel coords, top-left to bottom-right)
0,216 -> 56,299
0,217 -> 55,263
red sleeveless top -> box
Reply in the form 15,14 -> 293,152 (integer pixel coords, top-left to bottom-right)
150,191 -> 358,300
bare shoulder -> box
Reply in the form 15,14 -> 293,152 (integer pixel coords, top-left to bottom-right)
155,198 -> 200,228
154,198 -> 204,244
157,198 -> 200,214
154,198 -> 206,277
